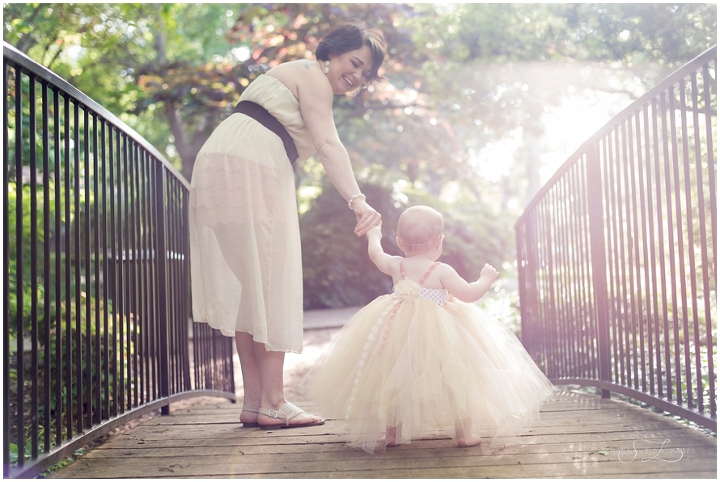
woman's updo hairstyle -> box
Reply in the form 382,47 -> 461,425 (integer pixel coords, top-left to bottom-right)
316,21 -> 386,84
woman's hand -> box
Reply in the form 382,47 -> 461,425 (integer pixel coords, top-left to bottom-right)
352,199 -> 382,236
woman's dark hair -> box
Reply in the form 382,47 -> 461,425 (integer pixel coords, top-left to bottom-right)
316,21 -> 386,84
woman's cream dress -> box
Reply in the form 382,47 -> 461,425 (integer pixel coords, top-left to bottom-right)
189,75 -> 315,353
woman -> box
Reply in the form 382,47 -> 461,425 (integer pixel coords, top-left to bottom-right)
189,22 -> 386,428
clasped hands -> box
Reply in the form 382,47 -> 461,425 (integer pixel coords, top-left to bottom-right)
352,199 -> 381,236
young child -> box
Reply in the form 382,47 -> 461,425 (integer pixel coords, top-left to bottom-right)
306,206 -> 554,454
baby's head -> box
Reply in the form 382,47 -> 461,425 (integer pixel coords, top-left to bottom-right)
396,206 -> 444,256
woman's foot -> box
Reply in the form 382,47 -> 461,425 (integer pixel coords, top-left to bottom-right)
256,401 -> 324,429
239,407 -> 260,427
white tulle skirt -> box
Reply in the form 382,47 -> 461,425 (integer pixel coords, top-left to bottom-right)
305,294 -> 555,453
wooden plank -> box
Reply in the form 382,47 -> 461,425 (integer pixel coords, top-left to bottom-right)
50,426 -> 716,477
81,436 -> 717,461
48,391 -> 717,480
49,454 -> 716,478
101,420 -> 712,443
144,407 -> 691,425
93,427 -> 712,452
53,446 -> 716,475
76,445 -> 719,465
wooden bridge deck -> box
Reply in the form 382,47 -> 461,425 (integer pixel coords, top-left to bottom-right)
47,318 -> 716,479
50,391 -> 716,479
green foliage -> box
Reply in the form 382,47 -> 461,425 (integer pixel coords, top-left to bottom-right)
301,179 -> 512,309
301,182 -> 402,309
3,2 -> 717,309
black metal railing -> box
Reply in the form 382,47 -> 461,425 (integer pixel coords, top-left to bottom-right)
3,43 -> 235,478
516,46 -> 717,432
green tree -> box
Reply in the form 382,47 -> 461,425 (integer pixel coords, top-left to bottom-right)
4,3 -> 249,176
404,3 -> 716,208
4,2 -> 716,308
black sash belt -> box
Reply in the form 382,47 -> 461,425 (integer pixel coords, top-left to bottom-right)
233,100 -> 299,165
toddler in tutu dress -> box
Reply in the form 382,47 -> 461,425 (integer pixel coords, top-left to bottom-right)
306,206 -> 554,453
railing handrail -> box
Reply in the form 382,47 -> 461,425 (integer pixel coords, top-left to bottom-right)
515,44 -> 717,432
517,44 -> 717,225
2,41 -> 188,189
4,40 -> 235,478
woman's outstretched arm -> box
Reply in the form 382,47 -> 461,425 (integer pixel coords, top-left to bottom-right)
295,64 -> 380,236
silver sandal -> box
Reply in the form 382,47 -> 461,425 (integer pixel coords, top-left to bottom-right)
257,401 -> 325,429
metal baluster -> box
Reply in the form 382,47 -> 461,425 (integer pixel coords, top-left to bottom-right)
657,92 -> 674,402
678,77 -> 695,408
63,94 -> 73,440
636,106 -> 654,396
623,115 -> 641,390
121,133 -> 130,412
587,142 -> 611,397
92,112 -> 101,424
28,73 -> 40,461
83,106 -> 92,428
108,126 -> 118,418
700,64 -> 716,418
574,160 -> 593,378
15,66 -> 26,467
51,84 -> 63,452
4,62 -> 12,476
606,130 -> 623,386
650,98 -> 666,399
155,162 -> 170,413
691,70 -> 710,415
41,79 -> 51,453
99,119 -> 109,420
667,86 -> 684,405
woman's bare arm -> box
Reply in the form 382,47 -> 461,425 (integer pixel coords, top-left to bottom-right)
294,62 -> 380,235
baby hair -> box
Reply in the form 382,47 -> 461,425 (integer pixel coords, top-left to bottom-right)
396,206 -> 444,256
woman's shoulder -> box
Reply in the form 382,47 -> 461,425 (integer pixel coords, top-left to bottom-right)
265,59 -> 324,86
269,59 -> 321,76
267,60 -> 331,99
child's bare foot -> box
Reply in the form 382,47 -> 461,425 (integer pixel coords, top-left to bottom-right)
455,419 -> 481,447
457,433 -> 482,447
386,426 -> 398,447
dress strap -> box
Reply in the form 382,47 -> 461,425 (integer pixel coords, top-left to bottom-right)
399,258 -> 406,279
418,262 -> 440,286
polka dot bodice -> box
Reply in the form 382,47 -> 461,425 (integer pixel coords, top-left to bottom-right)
394,260 -> 448,306
418,286 -> 449,305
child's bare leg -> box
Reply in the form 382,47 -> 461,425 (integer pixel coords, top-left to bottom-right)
455,419 -> 482,447
386,424 -> 401,447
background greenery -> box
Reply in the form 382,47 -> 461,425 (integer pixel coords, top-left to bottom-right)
4,2 -> 717,313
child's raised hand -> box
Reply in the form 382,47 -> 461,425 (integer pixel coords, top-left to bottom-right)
480,263 -> 499,282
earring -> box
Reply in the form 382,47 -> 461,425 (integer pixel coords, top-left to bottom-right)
324,60 -> 330,74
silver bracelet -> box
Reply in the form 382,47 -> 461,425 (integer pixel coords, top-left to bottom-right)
347,193 -> 366,210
